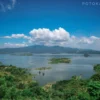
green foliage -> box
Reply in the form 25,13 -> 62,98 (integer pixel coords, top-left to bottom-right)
94,64 -> 100,73
35,67 -> 52,70
21,88 -> 33,97
50,58 -> 71,64
16,82 -> 26,89
5,86 -> 18,99
77,92 -> 90,100
0,85 -> 6,98
0,63 -> 100,100
51,78 -> 88,100
87,80 -> 100,99
0,78 -> 5,85
50,75 -> 100,100
28,81 -> 39,88
0,64 -> 48,100
5,65 -> 27,76
91,73 -> 100,81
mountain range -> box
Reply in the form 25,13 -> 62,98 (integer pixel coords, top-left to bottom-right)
0,45 -> 100,54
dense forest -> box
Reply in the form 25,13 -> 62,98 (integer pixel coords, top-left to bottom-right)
0,62 -> 100,100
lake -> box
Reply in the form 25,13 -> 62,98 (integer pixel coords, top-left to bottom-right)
0,54 -> 100,85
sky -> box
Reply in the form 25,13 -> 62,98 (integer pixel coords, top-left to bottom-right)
0,0 -> 100,50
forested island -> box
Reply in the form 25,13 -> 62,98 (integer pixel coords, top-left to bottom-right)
11,53 -> 33,56
50,58 -> 71,64
0,62 -> 100,100
35,67 -> 52,70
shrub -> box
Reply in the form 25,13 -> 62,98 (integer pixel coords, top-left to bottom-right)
87,80 -> 100,99
91,74 -> 100,81
94,64 -> 100,73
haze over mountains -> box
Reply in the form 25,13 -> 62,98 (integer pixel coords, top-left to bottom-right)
0,45 -> 100,54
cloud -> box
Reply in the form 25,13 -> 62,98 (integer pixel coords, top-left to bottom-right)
0,0 -> 16,12
3,34 -> 31,39
7,5 -> 12,10
29,28 -> 100,50
29,27 -> 70,43
4,42 -> 28,48
12,0 -> 16,8
2,27 -> 100,50
0,3 -> 5,12
58,35 -> 100,50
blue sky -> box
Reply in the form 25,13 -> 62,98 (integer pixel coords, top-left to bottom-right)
0,0 -> 100,50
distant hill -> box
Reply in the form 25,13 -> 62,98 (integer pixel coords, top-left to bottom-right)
0,45 -> 100,54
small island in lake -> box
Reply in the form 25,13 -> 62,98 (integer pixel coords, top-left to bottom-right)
35,67 -> 52,70
50,58 -> 71,64
84,53 -> 89,57
11,52 -> 33,56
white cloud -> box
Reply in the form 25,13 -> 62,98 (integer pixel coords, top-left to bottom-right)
7,5 -> 12,10
0,3 -> 5,12
3,34 -> 31,39
12,0 -> 16,8
4,42 -> 28,48
0,0 -> 16,12
79,37 -> 93,44
29,28 -> 100,50
90,36 -> 99,40
2,27 -> 100,50
29,27 -> 70,43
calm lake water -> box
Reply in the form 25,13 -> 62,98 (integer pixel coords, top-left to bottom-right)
0,54 -> 100,85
